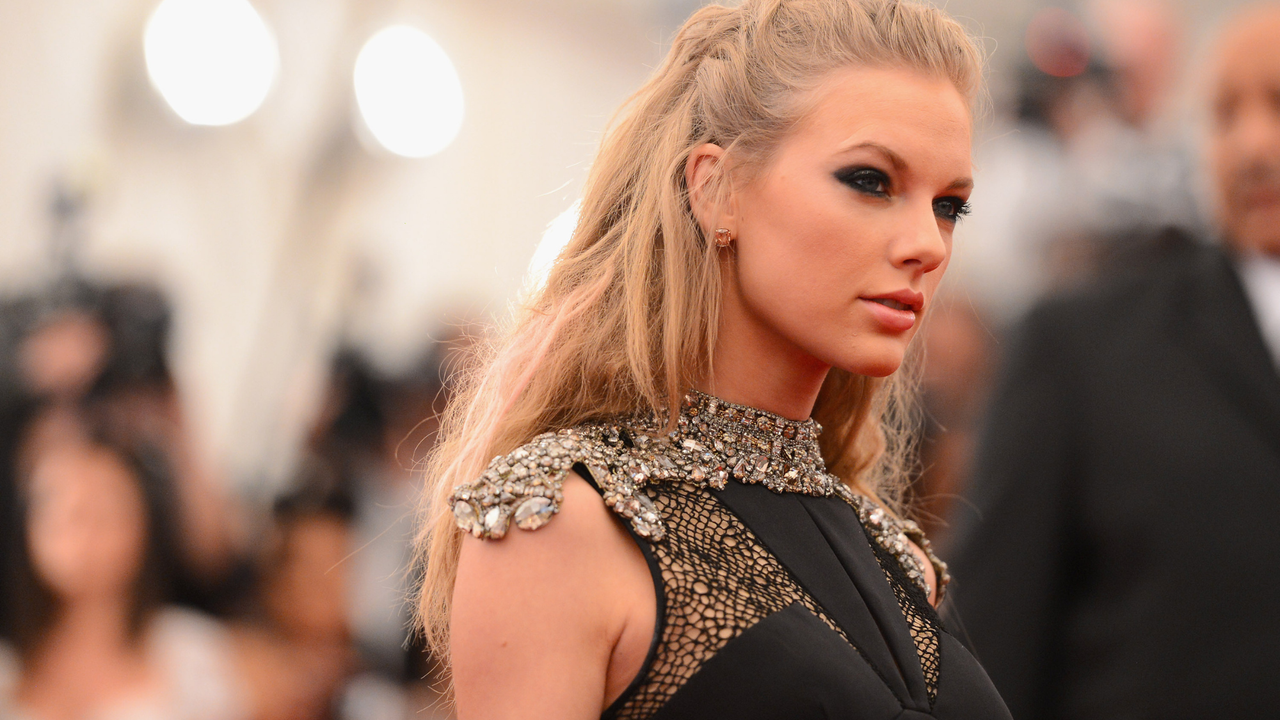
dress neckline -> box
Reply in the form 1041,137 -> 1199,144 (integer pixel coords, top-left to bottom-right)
656,389 -> 838,497
450,389 -> 950,601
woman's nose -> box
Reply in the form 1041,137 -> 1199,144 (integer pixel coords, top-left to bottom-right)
891,204 -> 948,273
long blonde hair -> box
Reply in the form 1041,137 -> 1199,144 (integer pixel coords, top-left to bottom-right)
415,0 -> 984,658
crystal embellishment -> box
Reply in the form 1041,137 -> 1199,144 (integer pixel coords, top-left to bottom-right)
446,390 -> 948,601
453,500 -> 479,534
513,496 -> 555,530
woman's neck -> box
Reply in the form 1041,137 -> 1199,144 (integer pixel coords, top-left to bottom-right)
18,596 -> 151,720
700,286 -> 831,421
42,596 -> 139,659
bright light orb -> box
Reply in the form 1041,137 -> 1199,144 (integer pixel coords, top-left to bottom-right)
528,200 -> 582,291
144,0 -> 279,126
354,25 -> 464,159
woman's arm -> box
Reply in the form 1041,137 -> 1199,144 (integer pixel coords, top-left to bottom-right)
451,472 -> 656,720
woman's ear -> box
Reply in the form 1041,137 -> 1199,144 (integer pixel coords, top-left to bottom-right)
685,143 -> 735,234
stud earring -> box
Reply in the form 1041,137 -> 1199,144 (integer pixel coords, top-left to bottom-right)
714,228 -> 734,248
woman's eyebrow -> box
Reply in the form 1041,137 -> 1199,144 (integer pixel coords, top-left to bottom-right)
838,140 -> 972,192
837,141 -> 907,172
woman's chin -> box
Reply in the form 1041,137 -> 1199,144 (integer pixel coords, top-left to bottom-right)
833,343 -> 908,378
859,364 -> 901,379
839,356 -> 903,378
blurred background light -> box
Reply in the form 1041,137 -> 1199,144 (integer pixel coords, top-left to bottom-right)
0,0 -> 1263,715
527,200 -> 581,291
143,0 -> 279,126
354,25 -> 465,159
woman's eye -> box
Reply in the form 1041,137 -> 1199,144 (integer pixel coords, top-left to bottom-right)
836,168 -> 890,196
933,197 -> 972,223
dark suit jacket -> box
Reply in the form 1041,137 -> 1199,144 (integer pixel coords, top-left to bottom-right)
946,241 -> 1280,720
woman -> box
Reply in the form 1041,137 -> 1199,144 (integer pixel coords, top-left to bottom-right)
0,431 -> 247,720
416,1 -> 1012,718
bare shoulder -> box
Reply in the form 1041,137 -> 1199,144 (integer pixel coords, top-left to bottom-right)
907,540 -> 939,607
451,470 -> 655,720
454,471 -> 636,607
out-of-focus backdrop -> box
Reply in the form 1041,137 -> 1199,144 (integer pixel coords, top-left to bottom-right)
0,0 -> 1256,718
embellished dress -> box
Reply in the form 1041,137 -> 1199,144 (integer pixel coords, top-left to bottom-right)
450,392 -> 1012,720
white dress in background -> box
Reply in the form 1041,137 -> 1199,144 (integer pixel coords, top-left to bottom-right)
0,607 -> 248,720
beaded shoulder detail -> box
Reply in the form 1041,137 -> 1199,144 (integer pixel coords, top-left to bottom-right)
449,423 -> 667,542
448,391 -> 949,601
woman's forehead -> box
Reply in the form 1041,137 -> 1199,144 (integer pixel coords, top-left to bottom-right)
780,66 -> 972,174
809,66 -> 967,131
30,446 -> 137,502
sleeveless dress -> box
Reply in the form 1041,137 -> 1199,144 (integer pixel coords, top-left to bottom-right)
450,392 -> 1011,720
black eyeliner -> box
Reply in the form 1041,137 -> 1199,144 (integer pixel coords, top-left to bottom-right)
934,197 -> 972,223
834,166 -> 890,197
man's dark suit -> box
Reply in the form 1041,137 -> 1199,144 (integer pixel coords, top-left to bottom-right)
946,241 -> 1280,719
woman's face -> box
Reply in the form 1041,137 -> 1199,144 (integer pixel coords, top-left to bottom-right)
722,65 -> 973,378
26,444 -> 148,602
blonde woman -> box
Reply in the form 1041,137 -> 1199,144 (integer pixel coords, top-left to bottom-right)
416,1 -> 1012,718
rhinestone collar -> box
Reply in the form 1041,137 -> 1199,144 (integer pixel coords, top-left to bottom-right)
450,389 -> 950,601
670,390 -> 838,496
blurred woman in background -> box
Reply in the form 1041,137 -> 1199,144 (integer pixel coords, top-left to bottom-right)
0,430 -> 247,720
4,283 -> 248,621
416,1 -> 1010,718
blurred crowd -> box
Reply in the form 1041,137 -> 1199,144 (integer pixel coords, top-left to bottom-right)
0,0 -> 1264,718
919,0 -> 1280,717
0,277 -> 464,719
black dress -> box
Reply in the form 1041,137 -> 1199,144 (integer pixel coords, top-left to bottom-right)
449,392 -> 1011,719
584,470 -> 1011,720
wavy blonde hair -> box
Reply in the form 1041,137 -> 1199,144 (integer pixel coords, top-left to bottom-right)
415,0 -> 984,658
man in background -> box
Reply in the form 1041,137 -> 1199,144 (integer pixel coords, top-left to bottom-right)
947,5 -> 1280,719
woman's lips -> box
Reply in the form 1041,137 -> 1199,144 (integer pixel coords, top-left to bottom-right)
861,297 -> 918,332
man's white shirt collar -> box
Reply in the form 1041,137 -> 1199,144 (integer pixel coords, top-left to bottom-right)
1237,251 -> 1280,372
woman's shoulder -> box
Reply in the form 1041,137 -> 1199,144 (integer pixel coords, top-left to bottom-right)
450,433 -> 659,717
448,422 -> 666,544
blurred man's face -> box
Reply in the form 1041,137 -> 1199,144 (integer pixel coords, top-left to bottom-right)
1209,8 -> 1280,256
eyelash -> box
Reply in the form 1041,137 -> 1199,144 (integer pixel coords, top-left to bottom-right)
835,167 -> 890,197
834,166 -> 971,224
934,197 -> 972,223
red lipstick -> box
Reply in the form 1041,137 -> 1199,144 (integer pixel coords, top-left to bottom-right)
860,289 -> 924,332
